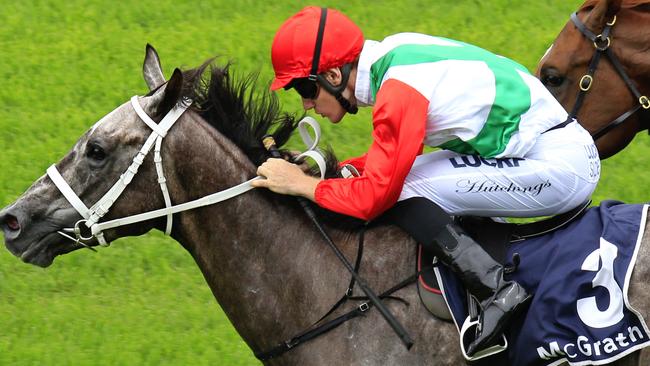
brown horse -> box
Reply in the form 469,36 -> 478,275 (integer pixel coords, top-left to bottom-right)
0,46 -> 647,365
536,0 -> 650,159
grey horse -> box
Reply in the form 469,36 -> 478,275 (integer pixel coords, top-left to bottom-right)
0,46 -> 646,365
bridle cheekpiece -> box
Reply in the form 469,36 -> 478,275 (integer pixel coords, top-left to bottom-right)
569,12 -> 650,140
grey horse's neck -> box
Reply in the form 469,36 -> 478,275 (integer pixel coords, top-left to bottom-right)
166,113 -> 356,353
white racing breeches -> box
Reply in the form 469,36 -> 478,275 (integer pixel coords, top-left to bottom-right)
399,121 -> 600,217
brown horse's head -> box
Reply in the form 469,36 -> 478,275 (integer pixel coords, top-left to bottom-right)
536,0 -> 650,159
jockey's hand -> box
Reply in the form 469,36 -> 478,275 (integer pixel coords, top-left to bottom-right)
252,158 -> 320,200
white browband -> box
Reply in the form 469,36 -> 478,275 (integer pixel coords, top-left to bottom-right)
47,96 -> 327,248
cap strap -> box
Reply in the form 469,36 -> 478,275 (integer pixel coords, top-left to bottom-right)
309,8 -> 328,81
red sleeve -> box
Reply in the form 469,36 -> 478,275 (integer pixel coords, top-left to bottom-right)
314,79 -> 428,220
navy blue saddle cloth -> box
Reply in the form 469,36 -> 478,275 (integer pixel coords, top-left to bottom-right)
382,199 -> 650,365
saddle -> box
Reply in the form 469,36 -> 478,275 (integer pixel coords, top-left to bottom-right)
388,199 -> 591,320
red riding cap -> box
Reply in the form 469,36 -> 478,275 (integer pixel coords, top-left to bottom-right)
270,6 -> 364,90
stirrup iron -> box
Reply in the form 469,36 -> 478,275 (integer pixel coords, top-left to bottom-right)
459,313 -> 508,361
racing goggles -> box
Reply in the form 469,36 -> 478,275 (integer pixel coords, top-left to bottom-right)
286,78 -> 320,100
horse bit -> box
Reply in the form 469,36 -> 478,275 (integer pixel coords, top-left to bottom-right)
569,11 -> 650,140
46,95 -> 326,249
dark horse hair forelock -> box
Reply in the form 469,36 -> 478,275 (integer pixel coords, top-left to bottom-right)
178,60 -> 298,166
177,59 -> 341,178
174,60 -> 360,227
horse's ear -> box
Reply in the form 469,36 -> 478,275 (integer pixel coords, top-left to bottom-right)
587,0 -> 622,27
143,44 -> 166,91
154,68 -> 184,118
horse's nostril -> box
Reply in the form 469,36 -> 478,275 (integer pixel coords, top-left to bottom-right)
3,214 -> 20,232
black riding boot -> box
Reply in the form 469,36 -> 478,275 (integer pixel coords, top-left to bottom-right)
386,197 -> 530,356
431,222 -> 531,356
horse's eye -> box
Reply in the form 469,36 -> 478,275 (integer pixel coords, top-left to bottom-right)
541,74 -> 565,88
86,144 -> 106,161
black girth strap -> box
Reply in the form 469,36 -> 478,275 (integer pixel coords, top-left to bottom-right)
254,274 -> 417,361
254,226 -> 417,362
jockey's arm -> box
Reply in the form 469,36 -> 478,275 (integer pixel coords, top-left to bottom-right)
314,79 -> 428,220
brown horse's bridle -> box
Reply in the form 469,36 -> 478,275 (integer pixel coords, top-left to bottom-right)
569,12 -> 650,140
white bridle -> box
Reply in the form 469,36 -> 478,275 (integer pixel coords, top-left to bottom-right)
47,95 -> 327,248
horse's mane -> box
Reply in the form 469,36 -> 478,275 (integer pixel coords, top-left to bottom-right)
179,60 -> 342,177
177,61 -> 296,166
580,0 -> 650,11
176,61 -> 364,228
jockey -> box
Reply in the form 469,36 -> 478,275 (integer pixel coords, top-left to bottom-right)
252,6 -> 600,355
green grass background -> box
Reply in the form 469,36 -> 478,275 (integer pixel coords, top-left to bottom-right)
1,0 -> 648,365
